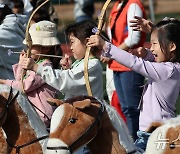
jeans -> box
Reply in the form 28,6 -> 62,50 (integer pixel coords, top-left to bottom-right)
134,130 -> 151,151
74,146 -> 90,154
113,71 -> 144,141
76,16 -> 93,23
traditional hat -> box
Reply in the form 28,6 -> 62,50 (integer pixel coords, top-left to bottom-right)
23,21 -> 60,46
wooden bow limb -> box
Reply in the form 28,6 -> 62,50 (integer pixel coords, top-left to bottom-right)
21,0 -> 50,93
84,0 -> 111,96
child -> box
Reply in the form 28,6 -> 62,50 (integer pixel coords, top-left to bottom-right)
87,18 -> 180,151
21,20 -> 103,100
0,20 -> 62,128
11,0 -> 24,14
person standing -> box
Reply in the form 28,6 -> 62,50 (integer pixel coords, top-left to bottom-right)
0,20 -> 62,128
104,0 -> 147,141
69,0 -> 94,23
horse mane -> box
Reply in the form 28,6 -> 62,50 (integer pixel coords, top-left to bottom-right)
46,96 -> 138,154
0,84 -> 48,149
64,95 -> 98,104
102,101 -> 137,153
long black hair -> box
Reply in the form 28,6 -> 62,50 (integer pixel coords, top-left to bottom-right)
153,18 -> 180,62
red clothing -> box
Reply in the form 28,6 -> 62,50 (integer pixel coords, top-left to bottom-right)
111,91 -> 126,123
109,0 -> 146,71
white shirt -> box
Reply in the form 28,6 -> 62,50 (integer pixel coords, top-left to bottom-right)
37,58 -> 103,100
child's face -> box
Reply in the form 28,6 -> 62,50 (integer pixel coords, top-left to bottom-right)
31,45 -> 42,61
69,34 -> 86,60
150,31 -> 166,62
31,45 -> 52,61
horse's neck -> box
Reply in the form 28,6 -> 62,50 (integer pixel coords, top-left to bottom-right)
88,110 -> 126,154
3,102 -> 39,144
2,101 -> 43,153
0,85 -> 48,146
0,86 -> 48,153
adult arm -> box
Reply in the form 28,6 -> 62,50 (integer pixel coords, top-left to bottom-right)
119,3 -> 143,50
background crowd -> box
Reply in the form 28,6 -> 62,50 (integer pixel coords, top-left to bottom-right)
0,0 -> 180,153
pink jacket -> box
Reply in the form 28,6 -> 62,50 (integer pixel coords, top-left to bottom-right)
5,60 -> 58,127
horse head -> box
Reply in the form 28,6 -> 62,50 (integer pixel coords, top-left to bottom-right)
146,115 -> 180,154
45,96 -> 104,154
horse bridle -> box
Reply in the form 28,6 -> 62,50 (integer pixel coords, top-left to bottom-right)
0,86 -> 19,125
46,101 -> 105,153
0,86 -> 49,154
6,135 -> 49,154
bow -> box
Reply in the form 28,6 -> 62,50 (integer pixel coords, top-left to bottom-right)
21,0 -> 50,93
84,0 -> 111,96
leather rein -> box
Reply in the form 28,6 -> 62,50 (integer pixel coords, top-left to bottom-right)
46,102 -> 105,153
0,87 -> 48,154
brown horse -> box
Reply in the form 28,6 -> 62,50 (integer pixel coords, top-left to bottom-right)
45,96 -> 138,154
0,84 -> 48,154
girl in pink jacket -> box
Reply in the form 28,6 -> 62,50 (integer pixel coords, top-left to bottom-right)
0,20 -> 62,128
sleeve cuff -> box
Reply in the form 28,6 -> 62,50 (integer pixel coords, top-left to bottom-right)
101,41 -> 112,58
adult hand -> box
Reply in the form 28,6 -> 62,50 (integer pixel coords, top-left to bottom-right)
130,16 -> 154,33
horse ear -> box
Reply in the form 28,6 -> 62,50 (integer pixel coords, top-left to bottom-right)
73,99 -> 91,109
47,98 -> 64,106
145,122 -> 164,133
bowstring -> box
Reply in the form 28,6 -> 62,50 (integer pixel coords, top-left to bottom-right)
100,3 -> 137,101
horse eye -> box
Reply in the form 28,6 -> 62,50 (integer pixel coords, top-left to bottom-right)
68,118 -> 76,124
169,143 -> 175,149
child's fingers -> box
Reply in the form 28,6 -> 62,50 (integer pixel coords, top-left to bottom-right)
64,54 -> 69,58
